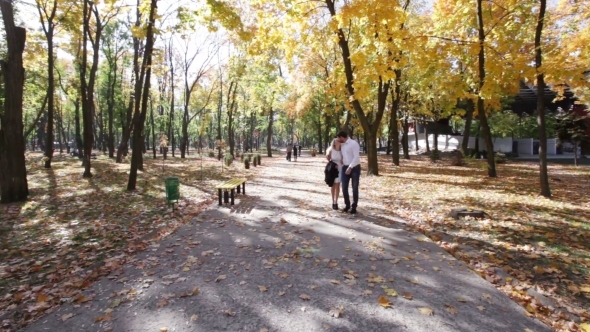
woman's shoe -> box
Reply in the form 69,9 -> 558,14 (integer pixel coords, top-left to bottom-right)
334,204 -> 339,210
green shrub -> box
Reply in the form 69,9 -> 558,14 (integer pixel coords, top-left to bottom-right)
255,153 -> 261,165
223,153 -> 234,167
495,152 -> 507,164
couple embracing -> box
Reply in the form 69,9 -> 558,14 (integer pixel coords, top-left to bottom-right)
325,131 -> 361,215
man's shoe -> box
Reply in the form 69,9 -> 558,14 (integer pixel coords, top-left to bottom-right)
350,208 -> 357,215
342,206 -> 350,213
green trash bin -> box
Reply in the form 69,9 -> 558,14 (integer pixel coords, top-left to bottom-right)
165,177 -> 180,208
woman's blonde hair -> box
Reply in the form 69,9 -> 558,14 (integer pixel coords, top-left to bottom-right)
332,139 -> 339,148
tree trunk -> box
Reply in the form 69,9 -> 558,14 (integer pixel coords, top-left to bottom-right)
0,0 -> 29,203
476,0 -> 497,177
266,106 -> 274,157
128,0 -> 156,191
389,81 -> 400,166
316,113 -> 323,154
425,124 -> 430,152
414,120 -> 419,151
168,40 -> 175,157
107,63 -> 117,158
461,99 -> 474,154
535,0 -> 550,197
227,82 -> 237,157
574,142 -> 578,167
150,95 -> 156,159
402,117 -> 410,159
74,98 -> 83,157
116,97 -> 133,162
323,113 -> 331,153
44,30 -> 55,168
433,121 -> 439,151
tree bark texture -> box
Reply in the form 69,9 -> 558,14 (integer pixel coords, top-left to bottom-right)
461,99 -> 475,154
535,0 -> 551,197
127,0 -> 157,190
0,0 -> 29,203
266,106 -> 274,157
476,0 -> 497,177
389,80 -> 400,166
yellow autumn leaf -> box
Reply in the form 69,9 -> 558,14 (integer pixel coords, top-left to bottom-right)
378,295 -> 392,308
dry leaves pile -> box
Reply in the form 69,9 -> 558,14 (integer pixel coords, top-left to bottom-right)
366,155 -> 590,331
0,152 -> 262,330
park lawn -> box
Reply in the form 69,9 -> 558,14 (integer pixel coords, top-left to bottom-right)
0,151 -> 264,329
365,154 -> 590,331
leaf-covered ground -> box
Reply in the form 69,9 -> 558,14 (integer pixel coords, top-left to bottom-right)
365,154 -> 590,331
0,151 -> 264,330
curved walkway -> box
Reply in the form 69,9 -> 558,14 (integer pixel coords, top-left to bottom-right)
25,153 -> 551,332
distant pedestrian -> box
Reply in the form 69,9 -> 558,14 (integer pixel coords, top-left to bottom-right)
293,145 -> 298,161
298,144 -> 302,156
286,143 -> 293,161
337,131 -> 360,215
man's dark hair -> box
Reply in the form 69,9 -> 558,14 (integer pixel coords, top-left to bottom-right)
336,131 -> 348,138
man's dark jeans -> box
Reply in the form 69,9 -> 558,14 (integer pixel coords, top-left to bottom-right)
341,165 -> 361,209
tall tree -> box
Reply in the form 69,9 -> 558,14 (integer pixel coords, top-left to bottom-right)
475,0 -> 497,177
176,31 -> 218,158
127,0 -> 158,191
102,21 -> 127,158
36,0 -> 60,168
324,0 -> 393,175
0,0 -> 29,203
535,0 -> 551,197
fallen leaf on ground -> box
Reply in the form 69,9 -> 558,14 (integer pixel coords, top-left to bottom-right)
364,290 -> 373,295
300,294 -> 311,300
94,314 -> 112,322
402,292 -> 413,300
330,280 -> 341,285
224,309 -> 235,316
329,306 -> 344,318
191,315 -> 199,322
381,286 -> 398,297
278,273 -> 289,278
419,307 -> 434,316
457,297 -> 468,303
37,294 -> 50,303
215,275 -> 227,282
258,285 -> 268,292
279,291 -> 286,296
61,313 -> 74,321
157,299 -> 169,308
580,323 -> 590,332
378,295 -> 392,308
445,303 -> 458,315
477,306 -> 486,311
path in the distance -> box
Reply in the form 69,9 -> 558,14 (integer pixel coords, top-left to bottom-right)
25,153 -> 550,332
